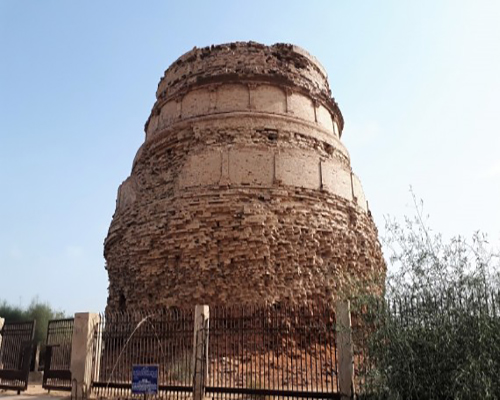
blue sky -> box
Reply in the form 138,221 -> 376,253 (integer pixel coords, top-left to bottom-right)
1,1 -> 499,314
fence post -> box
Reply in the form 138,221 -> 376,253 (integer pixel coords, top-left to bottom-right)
336,300 -> 354,399
70,313 -> 99,400
0,317 -> 4,369
32,343 -> 40,372
193,305 -> 209,400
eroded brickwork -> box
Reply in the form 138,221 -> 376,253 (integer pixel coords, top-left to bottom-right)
105,42 -> 385,310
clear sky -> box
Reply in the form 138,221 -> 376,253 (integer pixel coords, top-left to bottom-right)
1,1 -> 499,314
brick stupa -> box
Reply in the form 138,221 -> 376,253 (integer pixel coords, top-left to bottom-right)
104,42 -> 385,310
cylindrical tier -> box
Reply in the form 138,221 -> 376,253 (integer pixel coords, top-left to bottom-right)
104,42 -> 385,310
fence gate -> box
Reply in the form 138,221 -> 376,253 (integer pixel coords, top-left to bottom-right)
42,318 -> 74,391
0,320 -> 36,393
206,304 -> 341,400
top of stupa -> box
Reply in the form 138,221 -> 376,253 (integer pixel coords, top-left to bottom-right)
147,42 -> 344,134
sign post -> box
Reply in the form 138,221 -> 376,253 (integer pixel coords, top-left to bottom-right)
132,364 -> 159,398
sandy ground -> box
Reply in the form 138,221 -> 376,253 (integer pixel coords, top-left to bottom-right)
0,384 -> 70,400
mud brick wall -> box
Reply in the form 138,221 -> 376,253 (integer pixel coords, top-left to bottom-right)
104,42 -> 385,310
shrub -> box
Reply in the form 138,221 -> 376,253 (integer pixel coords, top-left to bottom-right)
357,193 -> 500,399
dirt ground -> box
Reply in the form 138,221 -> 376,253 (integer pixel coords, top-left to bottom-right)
0,384 -> 69,399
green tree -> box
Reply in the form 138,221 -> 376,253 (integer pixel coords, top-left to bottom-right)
0,297 -> 66,345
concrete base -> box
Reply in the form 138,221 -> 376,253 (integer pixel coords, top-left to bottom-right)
28,371 -> 43,384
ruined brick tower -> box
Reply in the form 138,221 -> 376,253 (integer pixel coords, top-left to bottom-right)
105,42 -> 385,310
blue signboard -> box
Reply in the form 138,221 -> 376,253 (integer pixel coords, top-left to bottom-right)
132,364 -> 159,395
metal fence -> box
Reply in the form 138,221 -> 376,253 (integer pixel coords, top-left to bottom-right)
89,304 -> 341,400
43,318 -> 74,391
0,320 -> 36,393
351,300 -> 382,395
206,303 -> 339,400
91,308 -> 194,399
352,290 -> 500,397
385,290 -> 500,325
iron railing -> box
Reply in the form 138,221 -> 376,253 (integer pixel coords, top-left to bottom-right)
88,304 -> 342,399
43,318 -> 74,391
206,303 -> 340,399
0,320 -> 36,393
351,299 -> 382,395
352,291 -> 500,396
90,308 -> 194,399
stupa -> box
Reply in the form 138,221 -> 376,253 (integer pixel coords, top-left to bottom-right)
104,42 -> 385,310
